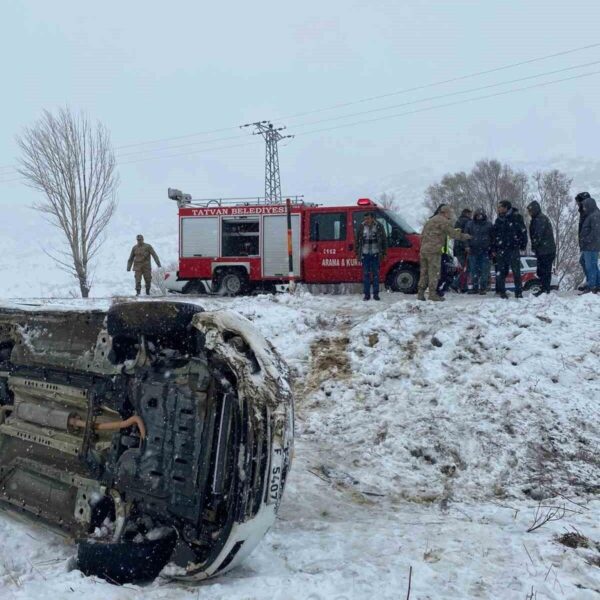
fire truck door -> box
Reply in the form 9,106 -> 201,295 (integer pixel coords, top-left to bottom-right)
303,210 -> 355,283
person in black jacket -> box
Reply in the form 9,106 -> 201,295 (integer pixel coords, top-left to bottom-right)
526,201 -> 556,296
453,208 -> 472,292
576,192 -> 590,291
492,200 -> 528,299
465,208 -> 493,294
577,194 -> 600,293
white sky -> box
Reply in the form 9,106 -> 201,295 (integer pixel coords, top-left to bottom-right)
1,0 -> 600,225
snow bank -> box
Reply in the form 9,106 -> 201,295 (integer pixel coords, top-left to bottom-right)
1,291 -> 599,599
300,293 -> 600,502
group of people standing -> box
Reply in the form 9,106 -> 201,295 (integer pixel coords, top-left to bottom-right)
416,192 -> 600,301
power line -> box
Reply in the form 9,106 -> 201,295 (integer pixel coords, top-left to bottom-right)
294,69 -> 600,138
115,132 -> 249,159
0,140 -> 263,184
1,41 -> 598,172
1,57 -> 599,182
291,60 -> 600,130
117,139 -> 262,166
278,42 -> 600,121
114,124 -> 241,150
48,57 -> 600,167
2,68 -> 598,180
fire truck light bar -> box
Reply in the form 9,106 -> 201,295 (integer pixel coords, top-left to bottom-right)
357,198 -> 375,206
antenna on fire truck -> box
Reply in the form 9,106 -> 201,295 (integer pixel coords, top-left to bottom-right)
241,121 -> 293,204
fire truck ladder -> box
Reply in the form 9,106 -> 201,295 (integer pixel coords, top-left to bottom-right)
168,190 -> 307,208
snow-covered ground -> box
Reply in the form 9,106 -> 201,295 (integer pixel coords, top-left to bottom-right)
1,291 -> 599,599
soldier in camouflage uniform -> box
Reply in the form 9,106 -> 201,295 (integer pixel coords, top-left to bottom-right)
418,205 -> 471,301
127,234 -> 161,296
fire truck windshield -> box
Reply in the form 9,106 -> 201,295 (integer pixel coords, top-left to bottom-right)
384,210 -> 416,234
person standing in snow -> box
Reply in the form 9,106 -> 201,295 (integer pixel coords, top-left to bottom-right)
464,208 -> 493,294
356,212 -> 387,301
127,234 -> 161,296
453,208 -> 472,293
576,193 -> 600,294
526,201 -> 556,296
492,201 -> 528,299
418,205 -> 471,302
576,192 -> 592,292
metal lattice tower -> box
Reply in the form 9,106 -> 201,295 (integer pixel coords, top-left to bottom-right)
242,121 -> 293,203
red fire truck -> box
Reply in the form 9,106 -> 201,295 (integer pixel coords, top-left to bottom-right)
165,189 -> 421,295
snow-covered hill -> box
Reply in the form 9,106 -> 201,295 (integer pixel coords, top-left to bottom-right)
1,291 -> 599,599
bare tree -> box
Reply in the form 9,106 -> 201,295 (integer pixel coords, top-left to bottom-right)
17,108 -> 118,297
531,170 -> 581,289
377,191 -> 399,211
468,159 -> 529,217
424,171 -> 473,217
424,159 -> 529,221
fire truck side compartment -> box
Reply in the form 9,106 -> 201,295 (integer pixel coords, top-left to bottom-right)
262,215 -> 301,278
181,217 -> 219,258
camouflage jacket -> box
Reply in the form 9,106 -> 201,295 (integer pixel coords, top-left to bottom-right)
420,214 -> 469,256
127,243 -> 161,271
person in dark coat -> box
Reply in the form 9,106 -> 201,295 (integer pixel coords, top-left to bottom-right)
577,194 -> 600,294
526,201 -> 556,296
492,200 -> 528,299
453,208 -> 472,292
465,208 -> 493,294
576,192 -> 590,291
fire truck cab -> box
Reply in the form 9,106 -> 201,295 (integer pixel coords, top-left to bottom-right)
167,190 -> 421,295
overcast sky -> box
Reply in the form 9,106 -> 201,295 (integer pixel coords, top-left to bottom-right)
2,0 -> 600,224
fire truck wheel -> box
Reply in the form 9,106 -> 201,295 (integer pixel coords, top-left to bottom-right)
216,270 -> 247,296
388,265 -> 419,294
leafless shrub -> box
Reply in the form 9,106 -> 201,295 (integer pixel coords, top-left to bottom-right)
527,501 -> 566,533
17,107 -> 118,298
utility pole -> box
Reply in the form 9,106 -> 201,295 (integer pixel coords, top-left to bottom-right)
241,121 -> 293,203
